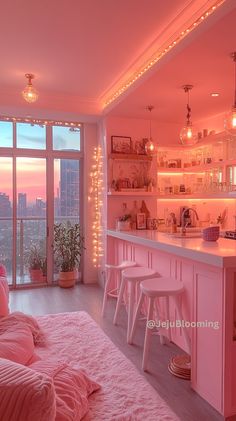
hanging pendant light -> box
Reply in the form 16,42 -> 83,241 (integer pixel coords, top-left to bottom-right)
145,105 -> 157,155
224,52 -> 236,136
180,85 -> 198,146
22,73 -> 39,103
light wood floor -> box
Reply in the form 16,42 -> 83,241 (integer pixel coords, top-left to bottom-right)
10,284 -> 223,421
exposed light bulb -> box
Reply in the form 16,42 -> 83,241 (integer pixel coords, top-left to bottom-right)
145,105 -> 157,155
22,73 -> 39,103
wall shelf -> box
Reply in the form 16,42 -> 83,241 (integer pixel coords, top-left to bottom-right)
109,153 -> 152,161
107,191 -> 157,197
158,159 -> 236,173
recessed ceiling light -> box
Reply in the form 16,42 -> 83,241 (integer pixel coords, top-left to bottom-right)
211,92 -> 219,97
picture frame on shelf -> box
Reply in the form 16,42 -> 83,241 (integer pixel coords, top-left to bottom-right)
111,136 -> 132,154
136,213 -> 146,230
134,138 -> 147,155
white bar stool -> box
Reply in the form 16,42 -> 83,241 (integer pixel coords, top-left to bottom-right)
129,277 -> 190,371
101,260 -> 137,316
113,266 -> 156,343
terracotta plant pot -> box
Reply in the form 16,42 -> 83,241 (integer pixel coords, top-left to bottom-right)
58,270 -> 77,288
29,269 -> 42,282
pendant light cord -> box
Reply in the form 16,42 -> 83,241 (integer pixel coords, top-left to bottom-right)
233,52 -> 236,108
183,85 -> 192,125
147,105 -> 153,140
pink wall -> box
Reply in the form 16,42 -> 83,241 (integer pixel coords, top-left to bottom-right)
104,114 -> 236,231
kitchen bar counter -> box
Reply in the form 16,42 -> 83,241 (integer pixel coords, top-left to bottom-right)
106,228 -> 236,417
107,229 -> 236,268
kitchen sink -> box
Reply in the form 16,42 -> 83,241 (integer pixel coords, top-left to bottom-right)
172,232 -> 202,238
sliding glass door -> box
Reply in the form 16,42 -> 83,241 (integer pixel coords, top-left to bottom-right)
0,119 -> 82,288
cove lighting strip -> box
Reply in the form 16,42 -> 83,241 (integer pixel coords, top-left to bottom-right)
0,115 -> 81,128
103,0 -> 225,108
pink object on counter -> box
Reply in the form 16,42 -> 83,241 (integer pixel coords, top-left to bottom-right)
202,225 -> 220,241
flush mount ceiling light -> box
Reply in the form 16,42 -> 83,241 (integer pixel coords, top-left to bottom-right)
145,105 -> 157,155
224,52 -> 236,136
180,84 -> 198,146
22,73 -> 39,103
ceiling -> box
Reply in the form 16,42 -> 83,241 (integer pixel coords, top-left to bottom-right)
0,0 -> 235,136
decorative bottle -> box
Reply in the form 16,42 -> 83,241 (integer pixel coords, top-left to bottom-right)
130,200 -> 139,230
140,200 -> 150,219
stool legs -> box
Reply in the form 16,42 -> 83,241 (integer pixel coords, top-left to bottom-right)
129,291 -> 145,344
113,276 -> 126,325
101,267 -> 112,317
142,296 -> 155,371
127,281 -> 136,343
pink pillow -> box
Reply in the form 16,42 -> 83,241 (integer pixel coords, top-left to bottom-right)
0,323 -> 35,365
0,265 -> 7,277
0,276 -> 9,316
30,360 -> 100,420
0,357 -> 56,421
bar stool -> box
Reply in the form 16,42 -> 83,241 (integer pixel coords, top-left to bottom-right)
113,266 -> 156,342
101,260 -> 137,317
129,277 -> 190,371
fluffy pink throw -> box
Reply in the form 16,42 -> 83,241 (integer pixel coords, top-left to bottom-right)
36,311 -> 180,421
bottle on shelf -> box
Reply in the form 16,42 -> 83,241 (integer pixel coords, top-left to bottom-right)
140,200 -> 150,219
169,212 -> 177,234
130,200 -> 139,230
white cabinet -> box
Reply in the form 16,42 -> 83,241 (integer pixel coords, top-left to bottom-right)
157,132 -> 236,199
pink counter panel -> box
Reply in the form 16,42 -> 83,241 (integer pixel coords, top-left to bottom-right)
106,230 -> 236,418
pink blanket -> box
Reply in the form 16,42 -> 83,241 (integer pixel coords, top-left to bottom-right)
36,311 -> 180,421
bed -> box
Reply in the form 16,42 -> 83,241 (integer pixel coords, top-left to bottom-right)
0,271 -> 179,420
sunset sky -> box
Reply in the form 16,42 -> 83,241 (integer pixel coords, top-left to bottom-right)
0,121 -> 80,204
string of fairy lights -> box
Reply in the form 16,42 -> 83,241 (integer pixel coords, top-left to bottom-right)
103,0 -> 225,108
89,146 -> 104,267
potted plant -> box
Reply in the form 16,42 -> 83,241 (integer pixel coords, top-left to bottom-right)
25,245 -> 42,282
53,222 -> 85,288
40,257 -> 47,282
117,214 -> 131,231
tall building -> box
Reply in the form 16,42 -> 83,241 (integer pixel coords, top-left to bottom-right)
35,197 -> 46,217
60,160 -> 79,217
18,193 -> 27,217
0,193 -> 12,217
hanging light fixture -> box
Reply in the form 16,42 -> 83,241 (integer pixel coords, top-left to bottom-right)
180,84 -> 198,146
224,52 -> 236,136
145,105 -> 157,155
22,73 -> 39,103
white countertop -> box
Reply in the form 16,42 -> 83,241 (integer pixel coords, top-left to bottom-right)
106,229 -> 236,268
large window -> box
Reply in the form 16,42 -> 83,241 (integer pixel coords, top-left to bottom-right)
0,119 -> 82,287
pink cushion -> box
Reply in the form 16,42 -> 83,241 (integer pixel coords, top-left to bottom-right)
30,359 -> 100,420
0,265 -> 7,277
0,323 -> 35,365
0,358 -> 56,421
0,276 -> 9,317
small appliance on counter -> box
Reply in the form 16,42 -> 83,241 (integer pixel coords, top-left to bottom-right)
224,230 -> 236,240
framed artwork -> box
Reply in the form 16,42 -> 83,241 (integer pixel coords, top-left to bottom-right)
111,136 -> 132,154
136,213 -> 146,230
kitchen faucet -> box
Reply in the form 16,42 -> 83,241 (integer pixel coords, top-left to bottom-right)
181,207 -> 199,236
